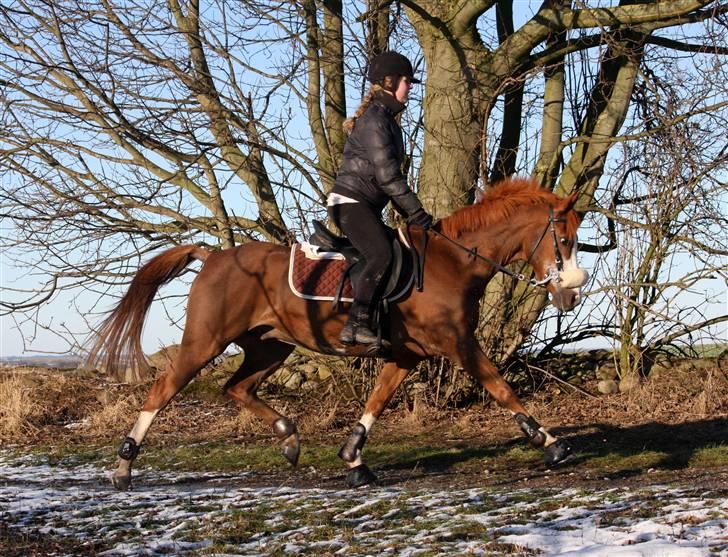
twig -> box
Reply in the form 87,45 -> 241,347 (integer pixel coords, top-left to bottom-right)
526,364 -> 599,399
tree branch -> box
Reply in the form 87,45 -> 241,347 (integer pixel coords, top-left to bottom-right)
493,1 -> 713,78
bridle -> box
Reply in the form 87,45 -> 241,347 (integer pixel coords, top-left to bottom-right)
426,206 -> 567,288
528,206 -> 566,280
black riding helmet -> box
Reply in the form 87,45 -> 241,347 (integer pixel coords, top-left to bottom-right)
367,51 -> 421,84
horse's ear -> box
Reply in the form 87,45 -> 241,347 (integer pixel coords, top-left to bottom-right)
556,192 -> 580,216
555,192 -> 584,226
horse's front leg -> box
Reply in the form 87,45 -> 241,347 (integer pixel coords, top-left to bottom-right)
339,358 -> 417,487
457,344 -> 573,466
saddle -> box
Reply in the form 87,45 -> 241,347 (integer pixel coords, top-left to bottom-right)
288,220 -> 416,309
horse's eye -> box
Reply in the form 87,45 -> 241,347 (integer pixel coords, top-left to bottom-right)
560,237 -> 570,246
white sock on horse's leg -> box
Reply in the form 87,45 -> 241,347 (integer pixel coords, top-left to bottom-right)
128,409 -> 160,446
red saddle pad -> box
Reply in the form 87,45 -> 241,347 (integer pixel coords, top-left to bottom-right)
288,243 -> 354,302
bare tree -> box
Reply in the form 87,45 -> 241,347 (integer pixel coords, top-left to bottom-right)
598,54 -> 728,383
1,1 -> 725,386
0,0 -> 342,347
399,0 -> 727,363
515,28 -> 728,383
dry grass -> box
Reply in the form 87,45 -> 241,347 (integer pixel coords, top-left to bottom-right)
0,367 -> 147,442
522,360 -> 727,429
401,394 -> 429,431
692,368 -> 725,416
619,364 -> 727,422
2,357 -> 725,453
299,399 -> 341,435
0,372 -> 40,438
84,392 -> 140,435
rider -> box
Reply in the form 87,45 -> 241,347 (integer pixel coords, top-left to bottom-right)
327,51 -> 433,348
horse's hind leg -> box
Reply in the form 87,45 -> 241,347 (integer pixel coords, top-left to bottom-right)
223,336 -> 297,465
112,336 -> 226,490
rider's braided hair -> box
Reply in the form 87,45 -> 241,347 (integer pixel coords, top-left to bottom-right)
343,76 -> 397,134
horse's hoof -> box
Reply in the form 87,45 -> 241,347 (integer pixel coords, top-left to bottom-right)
281,433 -> 300,467
544,438 -> 574,467
346,464 -> 377,488
111,472 -> 132,491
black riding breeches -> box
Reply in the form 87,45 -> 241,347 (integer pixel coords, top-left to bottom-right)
328,202 -> 393,313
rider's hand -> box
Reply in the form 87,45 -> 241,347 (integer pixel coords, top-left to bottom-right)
407,208 -> 433,229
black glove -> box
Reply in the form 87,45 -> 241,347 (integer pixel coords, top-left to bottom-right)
407,208 -> 433,229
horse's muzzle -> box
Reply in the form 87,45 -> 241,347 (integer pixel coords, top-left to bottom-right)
558,268 -> 589,289
549,268 -> 588,311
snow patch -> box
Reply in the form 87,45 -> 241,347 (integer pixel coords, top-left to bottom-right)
1,452 -> 725,556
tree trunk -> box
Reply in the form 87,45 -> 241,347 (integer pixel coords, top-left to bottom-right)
406,1 -> 651,363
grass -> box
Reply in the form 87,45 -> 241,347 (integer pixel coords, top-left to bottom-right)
666,343 -> 727,358
585,450 -> 669,471
140,441 -> 357,472
140,441 -> 536,473
0,523 -> 108,557
0,373 -> 39,437
184,493 -> 535,556
2,353 -> 725,495
181,373 -> 230,401
190,501 -> 363,555
3,446 -> 724,557
688,444 -> 728,468
10,434 -> 725,488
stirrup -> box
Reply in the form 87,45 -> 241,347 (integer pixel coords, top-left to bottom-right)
352,325 -> 379,345
365,339 -> 391,357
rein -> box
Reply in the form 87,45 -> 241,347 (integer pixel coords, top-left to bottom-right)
425,206 -> 565,288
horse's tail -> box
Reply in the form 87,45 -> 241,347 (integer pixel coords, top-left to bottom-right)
86,245 -> 210,381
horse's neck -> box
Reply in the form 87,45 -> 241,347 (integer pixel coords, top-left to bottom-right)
455,223 -> 522,269
420,226 -> 517,292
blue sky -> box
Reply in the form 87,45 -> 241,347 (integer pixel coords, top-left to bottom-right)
1,1 -> 725,357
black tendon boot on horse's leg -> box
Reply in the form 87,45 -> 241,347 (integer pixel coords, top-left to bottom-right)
112,436 -> 140,490
273,417 -> 301,466
514,413 -> 574,466
339,423 -> 378,488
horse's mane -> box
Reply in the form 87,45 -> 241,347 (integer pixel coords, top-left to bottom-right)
440,177 -> 580,238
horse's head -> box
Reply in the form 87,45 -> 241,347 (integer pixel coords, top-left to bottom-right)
442,179 -> 589,311
528,193 -> 589,312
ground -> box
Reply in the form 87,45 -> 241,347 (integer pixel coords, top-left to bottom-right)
2,355 -> 726,490
1,357 -> 726,555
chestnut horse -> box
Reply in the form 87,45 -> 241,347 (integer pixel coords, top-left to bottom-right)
90,177 -> 588,490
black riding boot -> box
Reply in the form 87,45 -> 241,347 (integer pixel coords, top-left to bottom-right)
340,303 -> 379,346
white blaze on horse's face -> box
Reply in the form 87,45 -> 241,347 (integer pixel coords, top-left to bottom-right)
560,242 -> 589,288
549,236 -> 589,311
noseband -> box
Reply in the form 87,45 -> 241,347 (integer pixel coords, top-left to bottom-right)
427,206 -> 568,288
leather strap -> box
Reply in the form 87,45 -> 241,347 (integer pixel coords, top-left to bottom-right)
333,261 -> 357,310
417,229 -> 429,291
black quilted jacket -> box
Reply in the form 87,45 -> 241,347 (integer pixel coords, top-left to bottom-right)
332,93 -> 424,216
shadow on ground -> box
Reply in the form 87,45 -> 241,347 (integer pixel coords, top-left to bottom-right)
361,418 -> 727,487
